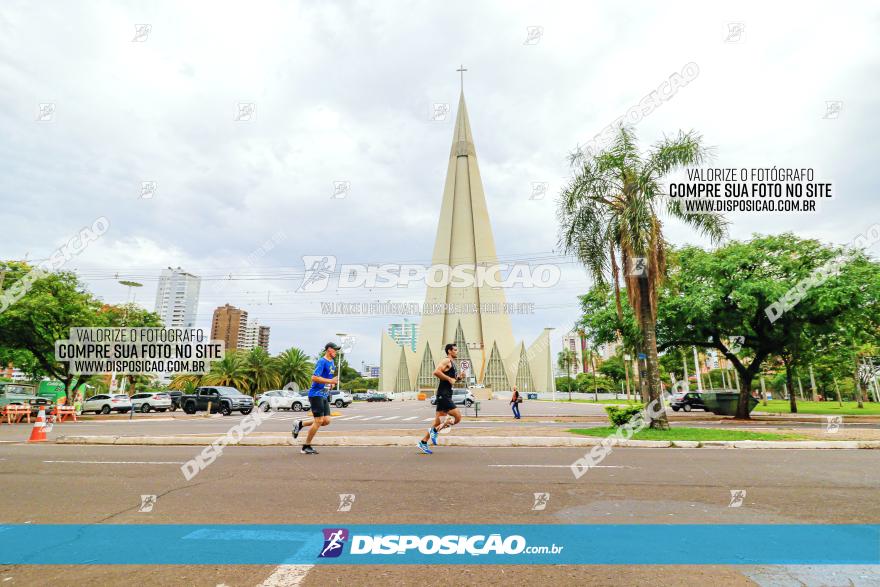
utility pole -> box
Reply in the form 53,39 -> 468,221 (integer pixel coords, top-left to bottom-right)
693,346 -> 703,392
682,354 -> 690,392
809,365 -> 818,401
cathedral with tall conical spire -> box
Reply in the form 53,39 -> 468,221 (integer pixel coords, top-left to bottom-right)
379,87 -> 554,393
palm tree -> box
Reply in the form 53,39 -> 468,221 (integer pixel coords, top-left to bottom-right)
202,351 -> 251,391
276,347 -> 314,391
558,125 -> 727,429
243,347 -> 281,395
557,349 -> 577,401
169,372 -> 204,390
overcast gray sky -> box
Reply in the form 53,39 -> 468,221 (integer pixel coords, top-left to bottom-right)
2,0 -> 878,368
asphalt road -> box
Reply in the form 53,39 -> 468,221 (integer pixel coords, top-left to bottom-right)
1,442 -> 878,586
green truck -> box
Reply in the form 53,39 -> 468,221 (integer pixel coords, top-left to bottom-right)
0,380 -> 87,411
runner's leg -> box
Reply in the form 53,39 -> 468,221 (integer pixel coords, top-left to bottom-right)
422,411 -> 445,443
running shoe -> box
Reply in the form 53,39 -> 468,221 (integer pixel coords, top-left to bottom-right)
292,420 -> 303,439
417,441 -> 433,454
429,427 -> 438,445
301,445 -> 318,455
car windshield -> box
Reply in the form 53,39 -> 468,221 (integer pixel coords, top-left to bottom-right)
218,388 -> 240,396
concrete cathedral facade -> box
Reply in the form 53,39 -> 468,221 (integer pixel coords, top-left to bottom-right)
378,92 -> 554,393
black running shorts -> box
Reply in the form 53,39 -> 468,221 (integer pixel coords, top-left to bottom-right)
310,396 -> 331,417
435,396 -> 456,412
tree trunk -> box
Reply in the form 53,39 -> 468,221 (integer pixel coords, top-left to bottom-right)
786,360 -> 798,414
637,277 -> 668,429
733,364 -> 753,419
833,378 -> 842,406
853,365 -> 864,409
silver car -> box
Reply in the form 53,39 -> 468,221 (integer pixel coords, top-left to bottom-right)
130,392 -> 172,413
258,389 -> 311,412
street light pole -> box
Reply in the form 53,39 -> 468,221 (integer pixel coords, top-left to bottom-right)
335,332 -> 347,392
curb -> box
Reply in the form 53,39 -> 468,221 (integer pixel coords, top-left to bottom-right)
54,435 -> 880,449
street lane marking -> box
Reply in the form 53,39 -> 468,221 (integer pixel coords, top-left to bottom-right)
259,564 -> 313,586
43,460 -> 185,465
489,464 -> 633,469
343,415 -> 363,420
360,416 -> 383,421
401,416 -> 419,421
381,416 -> 400,421
422,418 -> 434,422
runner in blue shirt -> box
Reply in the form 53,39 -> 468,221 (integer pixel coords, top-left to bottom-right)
293,342 -> 340,454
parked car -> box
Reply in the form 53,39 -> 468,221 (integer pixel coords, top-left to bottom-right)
328,390 -> 352,408
130,392 -> 172,413
352,392 -> 370,401
181,386 -> 254,416
670,392 -> 706,412
429,389 -> 476,407
257,390 -> 311,412
0,382 -> 53,412
166,390 -> 183,411
366,393 -> 392,402
82,394 -> 132,414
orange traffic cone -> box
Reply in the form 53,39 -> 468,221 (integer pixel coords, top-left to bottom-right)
28,409 -> 48,442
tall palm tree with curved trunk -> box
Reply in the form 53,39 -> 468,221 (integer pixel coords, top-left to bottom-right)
202,351 -> 251,391
558,126 -> 727,429
276,347 -> 314,391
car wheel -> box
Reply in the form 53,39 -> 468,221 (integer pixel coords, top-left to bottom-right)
672,406 -> 680,412
683,404 -> 692,412
140,404 -> 151,413
259,402 -> 270,412
220,403 -> 232,416
240,408 -> 252,415
465,400 -> 474,407
100,405 -> 111,415
183,402 -> 196,415
157,408 -> 167,412
335,400 -> 344,408
292,402 -> 302,412
170,405 -> 177,412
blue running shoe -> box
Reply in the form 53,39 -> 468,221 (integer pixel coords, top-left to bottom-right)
429,427 -> 438,445
417,441 -> 433,454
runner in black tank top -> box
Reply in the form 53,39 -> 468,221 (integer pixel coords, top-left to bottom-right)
418,343 -> 463,454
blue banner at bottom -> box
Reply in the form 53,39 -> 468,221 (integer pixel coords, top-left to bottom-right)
1,524 -> 878,565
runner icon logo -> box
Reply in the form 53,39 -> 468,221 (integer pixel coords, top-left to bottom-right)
319,528 -> 349,558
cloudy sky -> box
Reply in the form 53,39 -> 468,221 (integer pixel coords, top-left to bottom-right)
2,1 -> 878,369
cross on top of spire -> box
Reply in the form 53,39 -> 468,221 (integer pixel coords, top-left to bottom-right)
457,64 -> 467,92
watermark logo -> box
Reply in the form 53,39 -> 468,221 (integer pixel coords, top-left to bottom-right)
532,492 -> 550,511
728,489 -> 746,508
36,103 -> 56,122
765,224 -> 880,324
340,336 -> 356,354
822,100 -> 842,119
430,103 -> 450,122
629,257 -> 647,277
337,494 -> 356,512
300,258 -> 561,291
331,180 -> 351,199
573,62 -> 699,162
725,23 -> 745,43
140,181 -> 158,199
132,24 -> 152,42
529,182 -> 549,201
728,336 -> 744,355
524,26 -> 544,45
180,409 -> 273,481
234,102 -> 256,122
298,255 -> 337,293
138,494 -> 157,512
319,528 -> 349,558
571,400 -> 667,479
0,216 -> 111,315
825,415 -> 842,434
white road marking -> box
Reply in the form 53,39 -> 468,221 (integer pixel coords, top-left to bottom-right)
258,564 -> 313,586
422,418 -> 434,422
401,416 -> 419,421
360,416 -> 383,421
43,460 -> 185,465
489,464 -> 633,469
381,416 -> 400,421
343,415 -> 363,420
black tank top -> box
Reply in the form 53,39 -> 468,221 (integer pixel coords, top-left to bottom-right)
437,360 -> 456,398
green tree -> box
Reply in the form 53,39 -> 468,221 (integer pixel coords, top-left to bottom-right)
202,351 -> 251,391
275,347 -> 313,390
243,347 -> 281,395
98,302 -> 162,393
557,349 -> 577,400
656,235 -> 880,418
559,126 -> 726,428
0,262 -> 104,401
